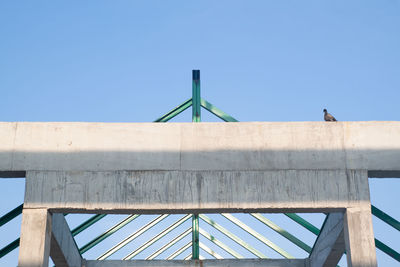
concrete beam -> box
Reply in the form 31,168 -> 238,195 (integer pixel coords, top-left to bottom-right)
0,122 -> 399,174
50,213 -> 82,267
25,170 -> 369,213
309,212 -> 345,267
0,171 -> 25,178
18,209 -> 52,267
83,259 -> 308,267
344,206 -> 377,267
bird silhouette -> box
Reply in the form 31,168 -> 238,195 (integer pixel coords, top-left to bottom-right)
323,109 -> 337,121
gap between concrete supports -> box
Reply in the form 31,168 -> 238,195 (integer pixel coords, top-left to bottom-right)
50,213 -> 82,267
18,208 -> 52,267
344,206 -> 377,267
309,212 -> 345,267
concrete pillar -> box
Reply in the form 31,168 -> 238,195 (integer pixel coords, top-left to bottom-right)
344,205 -> 377,267
18,208 -> 52,267
309,212 -> 345,267
50,213 -> 82,267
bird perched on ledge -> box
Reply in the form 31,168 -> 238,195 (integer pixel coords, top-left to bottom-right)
323,109 -> 337,121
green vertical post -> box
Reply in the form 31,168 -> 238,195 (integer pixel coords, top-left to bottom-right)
192,70 -> 200,259
192,70 -> 201,122
192,214 -> 199,259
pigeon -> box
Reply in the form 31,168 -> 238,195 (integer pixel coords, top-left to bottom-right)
323,109 -> 337,122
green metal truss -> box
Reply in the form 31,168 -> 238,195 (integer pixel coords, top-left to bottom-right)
1,70 -> 399,263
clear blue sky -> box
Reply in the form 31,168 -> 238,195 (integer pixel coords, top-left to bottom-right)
0,1 -> 399,266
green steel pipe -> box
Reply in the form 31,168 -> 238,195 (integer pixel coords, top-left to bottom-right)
154,98 -> 192,122
200,99 -> 238,122
200,214 -> 267,258
0,238 -> 19,259
199,241 -> 223,259
192,70 -> 201,122
375,238 -> 400,262
123,214 -> 192,260
71,214 -> 106,236
251,213 -> 312,253
0,204 -> 23,227
166,241 -> 192,260
372,205 -> 400,232
192,214 -> 200,260
191,70 -> 201,260
284,213 -> 320,235
98,214 -> 169,260
199,228 -> 243,259
80,214 -> 140,254
221,213 -> 293,258
146,227 -> 192,260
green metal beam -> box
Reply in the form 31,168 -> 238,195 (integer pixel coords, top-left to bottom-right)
71,214 -> 106,236
0,204 -> 23,227
0,238 -> 19,259
200,214 -> 267,258
191,69 -> 201,260
221,213 -> 293,258
192,214 -> 200,260
154,98 -> 192,122
375,238 -> 400,262
251,213 -> 312,253
166,241 -> 192,260
199,242 -> 223,259
123,214 -> 192,260
200,98 -> 238,122
372,205 -> 400,232
80,214 -> 140,254
284,213 -> 320,235
146,228 -> 192,260
199,228 -> 244,259
192,70 -> 201,122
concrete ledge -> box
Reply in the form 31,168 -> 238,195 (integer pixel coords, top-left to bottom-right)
0,122 -> 399,174
83,259 -> 308,267
25,170 -> 369,213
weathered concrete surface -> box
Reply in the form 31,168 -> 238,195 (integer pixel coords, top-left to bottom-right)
50,213 -> 82,267
343,206 -> 377,267
18,209 -> 52,267
309,213 -> 345,267
83,259 -> 308,267
0,122 -> 399,176
25,170 -> 369,213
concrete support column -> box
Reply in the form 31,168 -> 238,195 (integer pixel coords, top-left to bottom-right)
309,212 -> 345,267
344,205 -> 377,267
50,213 -> 82,267
18,208 -> 52,267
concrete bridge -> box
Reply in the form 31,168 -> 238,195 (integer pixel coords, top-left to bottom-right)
1,121 -> 399,267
